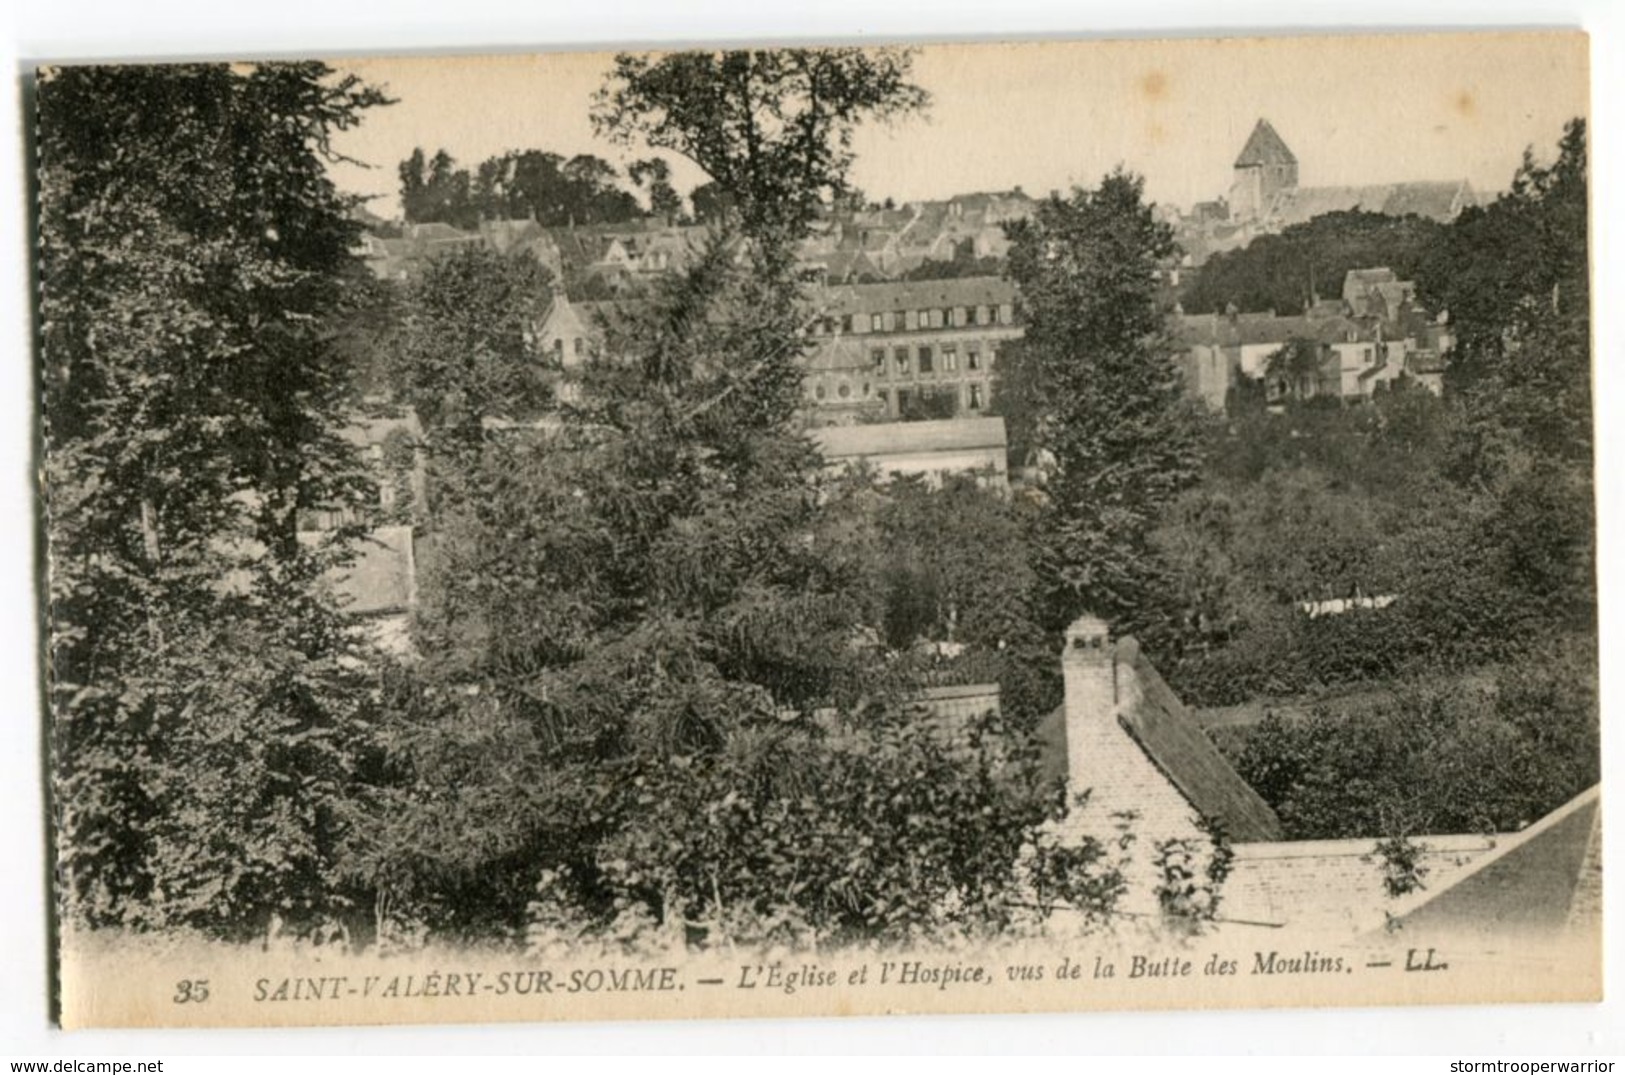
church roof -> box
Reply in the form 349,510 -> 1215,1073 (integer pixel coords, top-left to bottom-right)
1235,119 -> 1297,168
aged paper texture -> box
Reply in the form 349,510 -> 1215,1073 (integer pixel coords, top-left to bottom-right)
36,30 -> 1597,1030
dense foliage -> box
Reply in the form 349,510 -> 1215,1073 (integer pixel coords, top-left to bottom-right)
41,45 -> 1594,950
353,235 -> 1114,945
41,63 -> 390,935
1228,637 -> 1599,839
1180,210 -> 1443,315
344,54 -> 1128,948
998,170 -> 1206,631
1162,122 -> 1596,841
399,147 -> 649,228
1152,122 -> 1593,709
592,48 -> 929,234
390,246 -> 555,452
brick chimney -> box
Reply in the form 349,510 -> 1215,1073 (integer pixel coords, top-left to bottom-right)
1061,614 -> 1115,789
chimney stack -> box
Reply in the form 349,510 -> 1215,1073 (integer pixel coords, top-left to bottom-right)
1061,614 -> 1115,789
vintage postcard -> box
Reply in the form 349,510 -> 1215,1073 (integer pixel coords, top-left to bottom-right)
35,31 -> 1597,1030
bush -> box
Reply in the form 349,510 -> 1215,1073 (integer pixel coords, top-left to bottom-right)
518,707 -> 1129,952
1227,636 -> 1598,839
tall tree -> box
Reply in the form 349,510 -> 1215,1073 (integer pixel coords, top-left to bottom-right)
391,247 -> 554,455
592,48 -> 929,235
1417,119 -> 1591,480
999,170 -> 1206,630
40,62 -> 390,935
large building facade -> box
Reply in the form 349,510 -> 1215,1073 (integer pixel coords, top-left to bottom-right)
801,276 -> 1021,425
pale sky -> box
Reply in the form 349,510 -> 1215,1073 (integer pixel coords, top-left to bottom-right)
325,31 -> 1590,219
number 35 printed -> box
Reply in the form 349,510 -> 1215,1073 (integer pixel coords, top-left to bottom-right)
173,979 -> 210,1004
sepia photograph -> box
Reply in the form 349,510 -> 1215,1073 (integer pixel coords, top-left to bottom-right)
29,26 -> 1602,1034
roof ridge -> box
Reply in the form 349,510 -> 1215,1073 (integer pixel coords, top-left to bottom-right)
1235,118 -> 1297,168
1381,784 -> 1601,922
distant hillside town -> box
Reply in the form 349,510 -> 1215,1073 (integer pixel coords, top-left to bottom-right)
356,117 -> 1473,451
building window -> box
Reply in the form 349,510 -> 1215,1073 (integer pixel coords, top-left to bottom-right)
837,382 -> 851,399
553,338 -> 564,359
968,383 -> 983,410
897,388 -> 913,414
574,337 -> 585,356
870,312 -> 883,333
904,310 -> 918,331
871,348 -> 886,371
918,345 -> 934,374
967,348 -> 981,371
862,382 -> 871,397
943,345 -> 958,371
941,307 -> 954,328
815,383 -> 826,400
965,305 -> 978,326
878,388 -> 890,412
894,346 -> 910,375
998,303 -> 1014,325
841,314 -> 854,334
1363,347 -> 1374,364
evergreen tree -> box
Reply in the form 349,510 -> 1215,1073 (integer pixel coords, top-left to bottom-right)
999,170 -> 1206,630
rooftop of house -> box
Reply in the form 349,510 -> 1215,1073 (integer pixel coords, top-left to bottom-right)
804,335 -> 872,374
816,276 -> 1018,318
1344,267 -> 1399,288
1382,785 -> 1601,939
1174,311 -> 1366,349
1116,638 -> 1284,843
1235,118 -> 1298,168
1034,635 -> 1283,843
811,416 -> 1009,460
1381,179 -> 1475,219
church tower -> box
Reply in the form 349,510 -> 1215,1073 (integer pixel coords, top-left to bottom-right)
1229,118 -> 1298,223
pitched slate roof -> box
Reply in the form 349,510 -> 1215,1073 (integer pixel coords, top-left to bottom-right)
1173,312 -> 1360,349
1381,180 -> 1474,220
1114,638 -> 1284,842
1381,785 -> 1602,938
1235,119 -> 1297,168
1033,637 -> 1284,841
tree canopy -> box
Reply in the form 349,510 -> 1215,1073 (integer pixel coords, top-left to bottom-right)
998,170 -> 1206,631
399,147 -> 647,228
592,48 -> 929,235
1180,210 -> 1443,315
40,62 -> 391,935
